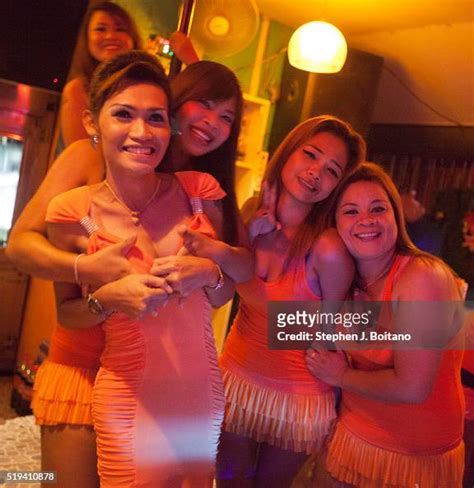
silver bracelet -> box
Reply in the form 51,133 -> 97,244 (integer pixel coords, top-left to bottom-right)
74,253 -> 85,285
208,263 -> 224,290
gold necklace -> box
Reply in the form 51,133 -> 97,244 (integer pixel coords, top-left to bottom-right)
104,178 -> 161,225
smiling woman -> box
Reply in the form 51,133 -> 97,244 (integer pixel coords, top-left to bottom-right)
61,1 -> 141,146
280,131 -> 348,204
86,10 -> 134,63
30,50 -> 235,487
164,61 -> 245,246
83,82 -> 171,181
306,162 -> 466,488
216,115 -> 366,487
175,98 -> 236,158
336,180 -> 399,263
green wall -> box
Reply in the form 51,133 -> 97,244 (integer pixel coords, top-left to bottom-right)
115,1 -> 294,150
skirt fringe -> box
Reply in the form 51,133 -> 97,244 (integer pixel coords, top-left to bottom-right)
326,421 -> 464,488
221,366 -> 336,454
31,359 -> 97,426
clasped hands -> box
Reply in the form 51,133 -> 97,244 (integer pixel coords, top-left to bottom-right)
305,346 -> 349,388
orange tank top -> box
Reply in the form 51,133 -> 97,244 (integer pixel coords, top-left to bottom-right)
340,255 -> 465,455
221,257 -> 332,396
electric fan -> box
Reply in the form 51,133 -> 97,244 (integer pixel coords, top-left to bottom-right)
189,0 -> 260,57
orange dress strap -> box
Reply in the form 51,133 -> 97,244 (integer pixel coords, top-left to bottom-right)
380,254 -> 404,301
175,171 -> 226,239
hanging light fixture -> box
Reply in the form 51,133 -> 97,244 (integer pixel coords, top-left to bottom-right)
288,21 -> 347,73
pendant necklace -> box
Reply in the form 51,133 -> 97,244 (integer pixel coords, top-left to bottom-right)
104,178 -> 161,225
356,255 -> 396,293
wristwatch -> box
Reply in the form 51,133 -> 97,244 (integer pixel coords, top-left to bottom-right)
87,293 -> 106,315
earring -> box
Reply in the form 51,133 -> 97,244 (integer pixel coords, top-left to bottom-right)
170,118 -> 182,136
91,133 -> 99,147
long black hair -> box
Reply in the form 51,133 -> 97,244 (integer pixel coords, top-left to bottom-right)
169,61 -> 244,245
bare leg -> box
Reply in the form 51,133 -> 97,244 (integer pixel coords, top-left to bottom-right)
216,431 -> 259,487
41,425 -> 98,488
255,442 -> 310,488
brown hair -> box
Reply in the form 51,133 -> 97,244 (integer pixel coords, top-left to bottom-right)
264,115 -> 366,264
331,162 -> 460,280
330,162 -> 417,255
88,50 -> 171,118
169,61 -> 244,245
70,1 -> 142,89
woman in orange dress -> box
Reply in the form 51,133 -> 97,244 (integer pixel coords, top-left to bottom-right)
216,116 -> 366,487
46,51 -> 238,487
306,162 -> 465,488
7,53 -> 249,486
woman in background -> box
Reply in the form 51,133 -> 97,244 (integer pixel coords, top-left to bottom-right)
61,1 -> 141,146
217,115 -> 366,487
307,162 -> 465,488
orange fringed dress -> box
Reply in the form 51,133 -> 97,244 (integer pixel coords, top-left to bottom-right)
39,172 -> 226,487
325,255 -> 465,488
220,262 -> 336,454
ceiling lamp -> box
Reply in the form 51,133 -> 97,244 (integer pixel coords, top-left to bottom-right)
288,21 -> 347,73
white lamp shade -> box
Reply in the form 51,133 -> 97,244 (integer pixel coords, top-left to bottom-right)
288,21 -> 348,73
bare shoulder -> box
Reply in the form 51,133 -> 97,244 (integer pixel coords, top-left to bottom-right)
395,256 -> 457,300
62,77 -> 86,101
48,139 -> 103,187
312,228 -> 351,265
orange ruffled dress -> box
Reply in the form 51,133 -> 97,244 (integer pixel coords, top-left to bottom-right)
220,261 -> 336,454
40,172 -> 226,487
326,255 -> 465,488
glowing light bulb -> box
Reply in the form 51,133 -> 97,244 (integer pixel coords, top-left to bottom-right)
288,21 -> 347,73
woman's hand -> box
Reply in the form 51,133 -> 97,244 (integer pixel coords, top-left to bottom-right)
305,349 -> 349,387
248,181 -> 281,243
79,235 -> 137,287
177,225 -> 227,260
169,31 -> 200,65
94,274 -> 173,319
150,255 -> 219,298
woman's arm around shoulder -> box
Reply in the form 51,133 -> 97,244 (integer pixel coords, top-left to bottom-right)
6,140 -> 103,280
306,255 -> 458,404
310,227 -> 354,301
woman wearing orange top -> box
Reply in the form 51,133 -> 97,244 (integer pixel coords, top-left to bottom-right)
6,54 -> 250,488
216,116 -> 366,487
46,50 -> 240,487
306,162 -> 465,488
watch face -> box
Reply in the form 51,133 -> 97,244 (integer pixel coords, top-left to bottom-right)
87,294 -> 104,315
